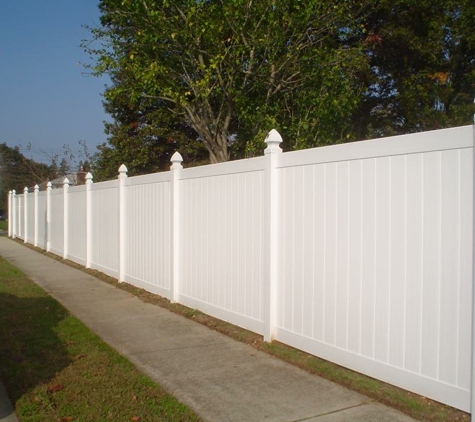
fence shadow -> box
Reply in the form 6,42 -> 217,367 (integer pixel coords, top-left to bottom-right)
0,291 -> 72,412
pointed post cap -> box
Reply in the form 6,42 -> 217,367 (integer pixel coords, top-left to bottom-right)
34,184 -> 39,191
63,177 -> 70,186
12,189 -> 16,195
23,187 -> 28,193
47,181 -> 52,190
118,164 -> 128,181
171,151 -> 183,170
264,129 -> 283,155
86,172 -> 93,183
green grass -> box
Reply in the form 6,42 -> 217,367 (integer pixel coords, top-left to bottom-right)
0,257 -> 201,422
0,220 -> 7,231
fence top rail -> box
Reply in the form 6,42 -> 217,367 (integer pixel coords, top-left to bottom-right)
179,155 -> 265,181
69,185 -> 87,193
50,188 -> 64,196
90,179 -> 119,191
278,124 -> 474,169
127,171 -> 172,187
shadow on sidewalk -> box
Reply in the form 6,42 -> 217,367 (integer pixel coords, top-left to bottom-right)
0,291 -> 72,411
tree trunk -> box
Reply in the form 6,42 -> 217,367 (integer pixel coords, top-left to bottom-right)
185,106 -> 230,164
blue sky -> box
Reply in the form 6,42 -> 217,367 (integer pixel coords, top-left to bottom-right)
0,1 -> 110,166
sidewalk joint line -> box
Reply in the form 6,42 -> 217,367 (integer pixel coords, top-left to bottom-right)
290,401 -> 374,421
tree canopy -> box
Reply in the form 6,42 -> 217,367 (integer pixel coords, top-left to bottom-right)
85,0 -> 370,165
85,0 -> 475,172
353,0 -> 475,139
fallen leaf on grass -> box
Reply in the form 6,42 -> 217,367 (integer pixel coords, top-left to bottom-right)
131,395 -> 137,402
131,417 -> 140,422
48,384 -> 64,393
61,417 -> 73,422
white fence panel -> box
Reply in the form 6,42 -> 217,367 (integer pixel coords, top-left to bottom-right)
26,193 -> 34,244
16,195 -> 24,240
68,185 -> 87,265
178,157 -> 266,334
49,189 -> 64,255
274,126 -> 474,412
124,173 -> 172,297
37,192 -> 47,249
7,124 -> 474,413
90,180 -> 119,278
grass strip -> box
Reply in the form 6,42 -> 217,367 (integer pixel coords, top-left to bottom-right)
0,256 -> 200,422
15,240 -> 471,421
0,220 -> 7,231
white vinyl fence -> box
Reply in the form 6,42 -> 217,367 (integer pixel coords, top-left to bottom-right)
8,125 -> 475,413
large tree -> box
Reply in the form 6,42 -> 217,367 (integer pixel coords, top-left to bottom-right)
85,0 -> 369,163
92,66 -> 209,181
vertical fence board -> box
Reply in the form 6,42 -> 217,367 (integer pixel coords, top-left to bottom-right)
388,155 -> 407,368
178,164 -> 265,334
90,183 -> 119,278
347,160 -> 363,355
36,192 -> 47,249
374,157 -> 391,364
360,158 -> 376,359
26,192 -> 35,244
68,186 -> 87,265
124,177 -> 172,297
17,195 -> 23,239
335,161 -> 349,351
49,189 -> 64,255
302,165 -> 316,339
438,150 -> 460,385
324,163 -> 337,346
421,151 -> 442,380
312,165 -> 326,342
458,149 -> 473,391
404,153 -> 424,373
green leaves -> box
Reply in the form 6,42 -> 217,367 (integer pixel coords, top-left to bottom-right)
85,0 -> 475,166
353,0 -> 475,138
84,0 -> 375,164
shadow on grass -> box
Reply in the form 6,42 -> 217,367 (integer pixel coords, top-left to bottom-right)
0,291 -> 72,412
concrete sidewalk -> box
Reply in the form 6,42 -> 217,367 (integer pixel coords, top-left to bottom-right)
0,381 -> 18,422
0,237 -> 415,422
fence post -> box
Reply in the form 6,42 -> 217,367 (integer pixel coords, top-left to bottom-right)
170,152 -> 183,302
85,172 -> 93,269
23,187 -> 28,243
34,185 -> 39,247
470,109 -> 475,418
63,178 -> 70,260
263,129 -> 282,342
8,191 -> 12,237
11,190 -> 16,239
46,182 -> 52,252
118,164 -> 128,282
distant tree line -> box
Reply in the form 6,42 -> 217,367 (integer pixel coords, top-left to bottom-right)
0,143 -> 52,212
0,143 -> 92,213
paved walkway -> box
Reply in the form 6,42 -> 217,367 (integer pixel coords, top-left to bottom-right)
0,381 -> 18,422
0,237 -> 415,422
